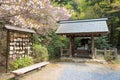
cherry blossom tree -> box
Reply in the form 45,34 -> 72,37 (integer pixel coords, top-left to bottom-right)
0,0 -> 70,34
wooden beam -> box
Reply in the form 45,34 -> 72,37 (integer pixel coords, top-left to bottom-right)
31,33 -> 33,56
91,34 -> 95,58
6,30 -> 9,73
57,32 -> 107,37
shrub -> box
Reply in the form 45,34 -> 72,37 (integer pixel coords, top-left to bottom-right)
33,44 -> 49,62
95,35 -> 110,49
10,56 -> 33,70
104,52 -> 115,62
33,30 -> 69,60
45,31 -> 69,60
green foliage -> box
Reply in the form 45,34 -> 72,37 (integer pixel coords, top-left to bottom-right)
51,0 -> 81,19
83,0 -> 120,46
51,0 -> 80,12
95,35 -> 110,49
33,44 -> 49,62
33,34 -> 41,45
46,46 -> 55,60
10,56 -> 33,70
104,52 -> 115,62
33,30 -> 69,60
34,0 -> 120,60
45,30 -> 69,59
46,30 -> 69,48
111,60 -> 120,64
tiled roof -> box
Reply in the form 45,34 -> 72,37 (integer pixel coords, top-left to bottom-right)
5,25 -> 36,33
56,18 -> 109,36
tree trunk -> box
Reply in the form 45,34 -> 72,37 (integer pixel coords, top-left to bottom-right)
110,0 -> 113,4
110,24 -> 114,47
117,32 -> 120,44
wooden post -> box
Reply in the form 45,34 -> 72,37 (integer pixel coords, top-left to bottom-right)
69,36 -> 74,57
94,48 -> 97,58
6,30 -> 9,73
91,35 -> 94,58
31,33 -> 33,56
71,36 -> 74,56
114,48 -> 118,59
60,47 -> 63,57
104,48 -> 107,55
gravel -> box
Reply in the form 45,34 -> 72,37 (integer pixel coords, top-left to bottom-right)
59,63 -> 120,80
20,62 -> 120,80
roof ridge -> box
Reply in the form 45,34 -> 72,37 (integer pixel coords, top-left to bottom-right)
59,18 -> 108,24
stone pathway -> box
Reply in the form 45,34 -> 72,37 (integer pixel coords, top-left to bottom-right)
19,62 -> 120,80
59,63 -> 120,80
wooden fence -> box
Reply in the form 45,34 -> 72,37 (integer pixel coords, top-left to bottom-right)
60,47 -> 118,59
94,48 -> 118,59
60,47 -> 69,56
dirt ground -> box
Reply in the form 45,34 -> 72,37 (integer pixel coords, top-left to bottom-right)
17,62 -> 120,80
19,63 -> 64,80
